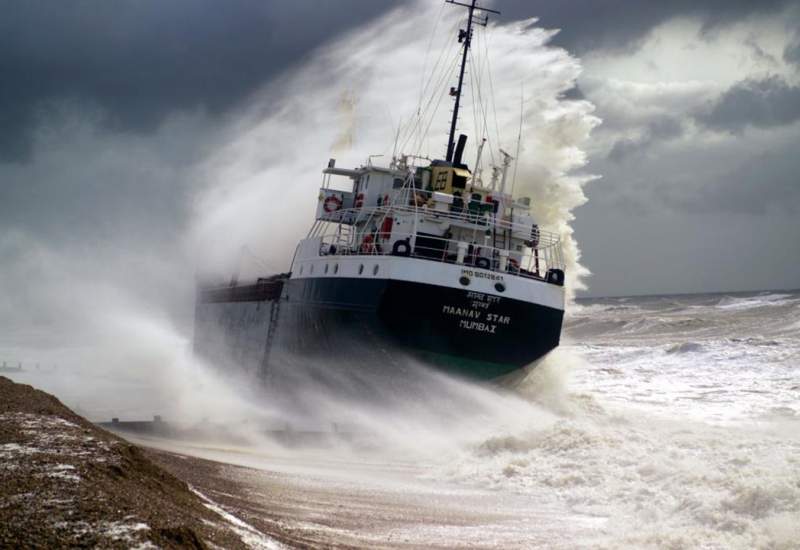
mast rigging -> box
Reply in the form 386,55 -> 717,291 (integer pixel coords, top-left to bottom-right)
444,0 -> 500,163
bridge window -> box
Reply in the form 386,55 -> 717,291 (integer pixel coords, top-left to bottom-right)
434,172 -> 448,191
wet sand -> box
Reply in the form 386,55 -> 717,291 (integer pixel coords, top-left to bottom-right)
139,437 -> 604,549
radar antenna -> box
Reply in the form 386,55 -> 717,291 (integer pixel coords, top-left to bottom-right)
444,0 -> 500,163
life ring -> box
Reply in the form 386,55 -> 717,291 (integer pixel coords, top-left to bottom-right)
392,239 -> 411,257
324,195 -> 342,213
475,257 -> 491,269
355,193 -> 365,208
546,268 -> 564,286
360,234 -> 375,254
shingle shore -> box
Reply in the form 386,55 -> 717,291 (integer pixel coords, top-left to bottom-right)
0,376 -> 251,549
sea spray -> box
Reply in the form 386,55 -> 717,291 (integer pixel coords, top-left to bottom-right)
190,0 -> 599,303
178,0 -> 601,453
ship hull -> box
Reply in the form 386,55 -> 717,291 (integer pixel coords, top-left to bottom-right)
195,273 -> 563,383
284,277 -> 561,378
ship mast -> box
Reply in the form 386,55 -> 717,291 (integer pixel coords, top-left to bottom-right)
444,0 -> 500,164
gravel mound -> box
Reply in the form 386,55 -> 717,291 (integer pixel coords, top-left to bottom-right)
0,376 -> 257,549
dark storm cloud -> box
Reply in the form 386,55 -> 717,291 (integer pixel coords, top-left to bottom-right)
785,33 -> 800,65
658,145 -> 800,216
596,135 -> 800,217
498,0 -> 794,53
0,0 -> 401,162
560,85 -> 585,101
696,76 -> 800,133
607,115 -> 685,162
3,0 -> 792,164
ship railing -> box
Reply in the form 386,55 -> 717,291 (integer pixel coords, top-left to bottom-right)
311,215 -> 565,282
310,205 -> 562,249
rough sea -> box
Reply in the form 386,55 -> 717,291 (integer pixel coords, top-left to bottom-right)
462,289 -> 800,548
125,289 -> 800,549
6,289 -> 799,548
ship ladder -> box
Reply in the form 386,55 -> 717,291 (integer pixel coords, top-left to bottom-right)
259,296 -> 282,384
491,221 -> 507,271
336,223 -> 355,252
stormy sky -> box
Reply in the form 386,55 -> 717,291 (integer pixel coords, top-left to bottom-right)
1,0 -> 799,308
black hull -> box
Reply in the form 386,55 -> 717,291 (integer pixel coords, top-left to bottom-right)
194,276 -> 563,382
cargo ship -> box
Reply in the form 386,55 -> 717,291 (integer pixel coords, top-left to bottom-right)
194,0 -> 566,384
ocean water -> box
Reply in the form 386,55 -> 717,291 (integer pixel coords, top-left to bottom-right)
432,290 -> 800,548
5,290 -> 799,548
132,289 -> 800,549
567,290 -> 800,423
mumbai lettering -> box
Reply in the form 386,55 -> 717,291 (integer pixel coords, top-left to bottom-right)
459,320 -> 496,333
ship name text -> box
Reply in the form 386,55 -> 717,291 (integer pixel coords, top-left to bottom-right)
442,303 -> 511,333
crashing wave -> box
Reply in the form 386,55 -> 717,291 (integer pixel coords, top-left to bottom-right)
666,342 -> 705,354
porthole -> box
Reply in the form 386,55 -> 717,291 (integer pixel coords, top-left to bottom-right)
373,264 -> 379,276
324,264 -> 329,274
333,263 -> 339,274
459,276 -> 471,286
359,264 -> 364,275
494,282 -> 506,293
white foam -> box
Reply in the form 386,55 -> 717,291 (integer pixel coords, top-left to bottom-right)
715,293 -> 794,311
191,487 -> 284,549
440,402 -> 800,549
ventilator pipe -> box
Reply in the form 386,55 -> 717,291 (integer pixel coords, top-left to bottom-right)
456,241 -> 468,264
453,134 -> 468,166
499,249 -> 509,272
